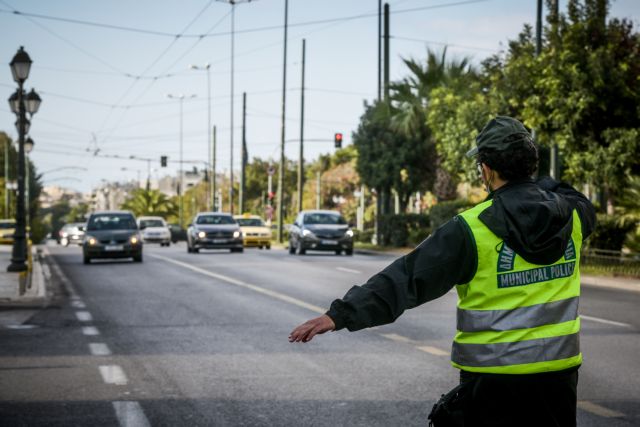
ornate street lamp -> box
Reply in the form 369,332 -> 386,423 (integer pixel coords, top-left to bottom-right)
7,47 -> 40,272
24,137 -> 34,154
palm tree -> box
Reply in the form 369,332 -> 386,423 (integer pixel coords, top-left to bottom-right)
390,48 -> 476,201
120,189 -> 177,219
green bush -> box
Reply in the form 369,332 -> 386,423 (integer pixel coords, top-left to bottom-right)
355,228 -> 375,244
379,213 -> 430,247
586,214 -> 637,251
429,199 -> 473,229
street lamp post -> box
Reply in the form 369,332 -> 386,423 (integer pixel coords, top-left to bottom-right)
189,63 -> 215,211
24,137 -> 34,233
7,47 -> 41,272
167,93 -> 196,227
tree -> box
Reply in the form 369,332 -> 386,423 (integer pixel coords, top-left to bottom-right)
120,189 -> 177,219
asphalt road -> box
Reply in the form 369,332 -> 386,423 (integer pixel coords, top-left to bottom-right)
1,242 -> 639,426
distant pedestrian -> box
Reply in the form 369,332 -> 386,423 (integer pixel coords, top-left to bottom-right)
289,116 -> 596,426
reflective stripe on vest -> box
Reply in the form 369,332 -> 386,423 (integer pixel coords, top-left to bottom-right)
452,200 -> 583,374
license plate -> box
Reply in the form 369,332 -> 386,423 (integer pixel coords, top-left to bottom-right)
212,239 -> 227,244
322,240 -> 337,245
105,245 -> 123,251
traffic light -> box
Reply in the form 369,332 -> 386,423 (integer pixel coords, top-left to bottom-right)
160,155 -> 167,167
334,133 -> 343,148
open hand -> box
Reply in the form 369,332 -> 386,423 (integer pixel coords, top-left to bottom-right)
289,314 -> 336,343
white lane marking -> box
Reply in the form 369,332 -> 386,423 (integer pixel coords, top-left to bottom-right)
380,333 -> 413,344
82,326 -> 100,336
417,346 -> 449,356
75,311 -> 93,322
380,333 -> 449,356
71,300 -> 86,309
578,401 -> 625,418
43,247 -> 81,298
149,254 -> 326,314
581,315 -> 631,328
113,401 -> 151,427
336,267 -> 361,274
89,343 -> 112,356
99,365 -> 128,385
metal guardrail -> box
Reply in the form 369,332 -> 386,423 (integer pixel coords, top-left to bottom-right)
581,248 -> 640,277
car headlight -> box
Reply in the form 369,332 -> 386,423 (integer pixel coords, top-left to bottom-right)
86,235 -> 97,246
302,229 -> 314,237
130,235 -> 139,244
198,231 -> 206,239
233,230 -> 241,238
346,229 -> 354,237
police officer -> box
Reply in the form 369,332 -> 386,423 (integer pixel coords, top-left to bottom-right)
289,116 -> 596,426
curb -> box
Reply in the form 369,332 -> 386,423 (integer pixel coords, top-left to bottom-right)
0,246 -> 50,309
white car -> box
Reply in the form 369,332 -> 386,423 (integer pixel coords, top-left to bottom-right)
137,216 -> 171,247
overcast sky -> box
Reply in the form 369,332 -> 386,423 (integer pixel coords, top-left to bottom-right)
1,0 -> 638,193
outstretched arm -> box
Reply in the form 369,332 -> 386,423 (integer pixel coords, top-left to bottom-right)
289,217 -> 476,342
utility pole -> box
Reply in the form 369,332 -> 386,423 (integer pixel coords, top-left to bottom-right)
277,0 -> 289,243
240,92 -> 247,214
549,0 -> 560,179
216,0 -> 256,213
378,0 -> 382,101
383,2 -> 390,101
297,38 -> 306,213
146,159 -> 151,191
316,171 -> 321,210
212,125 -> 217,211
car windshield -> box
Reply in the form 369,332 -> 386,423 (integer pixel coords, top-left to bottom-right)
304,213 -> 347,225
196,215 -> 235,225
140,219 -> 165,228
236,218 -> 264,227
0,222 -> 15,229
87,214 -> 137,231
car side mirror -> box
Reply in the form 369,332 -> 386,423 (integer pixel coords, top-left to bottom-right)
78,226 -> 85,232
139,224 -> 146,230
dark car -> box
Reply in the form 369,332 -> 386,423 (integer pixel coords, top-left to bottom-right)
186,212 -> 243,253
168,223 -> 187,243
82,211 -> 143,264
289,210 -> 353,255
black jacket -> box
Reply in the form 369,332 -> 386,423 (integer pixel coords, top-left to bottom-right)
326,177 -> 596,331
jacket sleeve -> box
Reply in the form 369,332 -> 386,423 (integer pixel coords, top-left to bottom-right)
536,177 -> 597,239
326,217 -> 476,331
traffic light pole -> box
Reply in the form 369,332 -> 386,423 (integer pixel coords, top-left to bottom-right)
240,92 -> 247,214
212,125 -> 217,211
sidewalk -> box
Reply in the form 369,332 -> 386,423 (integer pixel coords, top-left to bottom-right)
0,244 -> 50,328
354,246 -> 640,293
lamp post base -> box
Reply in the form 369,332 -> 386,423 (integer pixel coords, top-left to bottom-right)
7,260 -> 27,272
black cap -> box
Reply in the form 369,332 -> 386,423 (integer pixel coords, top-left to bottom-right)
466,116 -> 532,157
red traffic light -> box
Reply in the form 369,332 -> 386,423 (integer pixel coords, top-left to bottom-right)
334,132 -> 343,148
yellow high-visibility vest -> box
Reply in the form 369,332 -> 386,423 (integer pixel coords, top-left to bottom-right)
453,199 -> 582,374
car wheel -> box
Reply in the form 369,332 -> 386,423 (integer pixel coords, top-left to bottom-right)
187,244 -> 192,253
288,240 -> 295,254
193,248 -> 200,254
258,245 -> 263,249
266,245 -> 271,250
166,242 -> 170,247
83,255 -> 91,264
345,248 -> 353,256
296,240 -> 306,255
335,249 -> 342,255
133,253 -> 143,263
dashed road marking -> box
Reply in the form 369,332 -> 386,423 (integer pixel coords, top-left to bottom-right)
417,345 -> 449,356
99,365 -> 128,385
149,254 -> 326,314
82,326 -> 100,336
89,342 -> 112,356
336,267 -> 361,274
113,401 -> 151,427
578,401 -> 625,418
75,311 -> 93,322
380,333 -> 449,356
380,333 -> 413,344
581,315 -> 631,328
